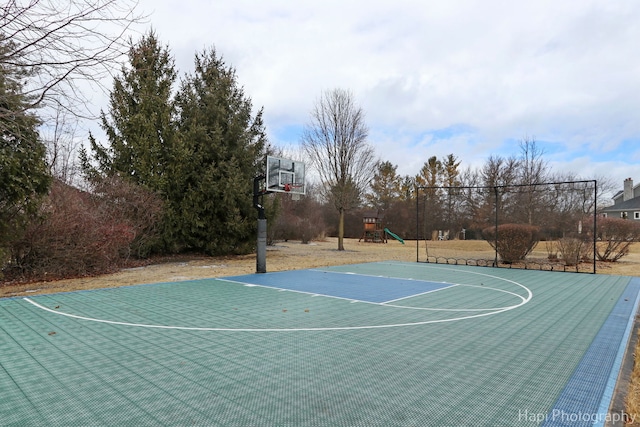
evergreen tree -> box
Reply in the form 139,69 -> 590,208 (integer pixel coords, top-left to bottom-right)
416,156 -> 444,238
82,37 -> 266,255
173,47 -> 267,254
399,175 -> 415,201
416,156 -> 443,188
366,161 -> 401,211
82,30 -> 178,191
80,31 -> 183,254
441,154 -> 462,236
0,40 -> 51,258
441,154 -> 461,188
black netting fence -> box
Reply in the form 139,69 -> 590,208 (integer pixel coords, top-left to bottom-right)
416,180 -> 598,273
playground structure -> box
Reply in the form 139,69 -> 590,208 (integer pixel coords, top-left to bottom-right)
384,227 -> 405,244
359,211 -> 386,243
359,211 -> 405,244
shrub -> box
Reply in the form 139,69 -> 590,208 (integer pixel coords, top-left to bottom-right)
5,178 -> 162,281
556,237 -> 585,266
586,217 -> 640,262
580,239 -> 594,262
91,176 -> 163,258
482,223 -> 540,263
545,240 -> 558,261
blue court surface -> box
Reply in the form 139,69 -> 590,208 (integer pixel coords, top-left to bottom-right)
1,261 -> 639,426
225,269 -> 453,303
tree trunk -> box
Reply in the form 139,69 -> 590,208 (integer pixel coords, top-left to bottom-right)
338,208 -> 345,251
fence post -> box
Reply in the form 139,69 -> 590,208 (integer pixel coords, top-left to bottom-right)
494,186 -> 499,267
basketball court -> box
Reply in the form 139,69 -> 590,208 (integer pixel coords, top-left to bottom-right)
1,262 -> 638,426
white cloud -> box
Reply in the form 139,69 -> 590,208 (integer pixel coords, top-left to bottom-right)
126,0 -> 640,187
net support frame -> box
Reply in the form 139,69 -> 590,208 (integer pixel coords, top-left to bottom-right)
416,180 -> 598,274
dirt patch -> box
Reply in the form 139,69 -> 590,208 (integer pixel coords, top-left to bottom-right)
2,238 -> 639,299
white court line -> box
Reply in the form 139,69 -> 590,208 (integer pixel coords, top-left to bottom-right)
308,268 -> 446,285
22,266 -> 533,332
224,277 -> 482,311
218,278 -> 380,306
22,294 -> 529,332
383,283 -> 528,312
382,284 -> 459,304
227,268 -> 529,313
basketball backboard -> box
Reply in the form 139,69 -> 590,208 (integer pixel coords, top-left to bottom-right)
266,156 -> 306,195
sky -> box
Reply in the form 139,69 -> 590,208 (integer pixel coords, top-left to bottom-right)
126,0 -> 639,196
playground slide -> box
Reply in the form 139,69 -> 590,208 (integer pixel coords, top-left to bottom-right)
384,228 -> 405,244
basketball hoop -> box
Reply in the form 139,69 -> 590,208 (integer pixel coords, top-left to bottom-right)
287,183 -> 303,200
265,156 -> 306,195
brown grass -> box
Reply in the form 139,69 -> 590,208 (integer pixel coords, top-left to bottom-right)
629,366 -> 640,426
0,238 -> 420,298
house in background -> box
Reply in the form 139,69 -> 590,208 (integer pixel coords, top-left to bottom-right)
601,178 -> 640,220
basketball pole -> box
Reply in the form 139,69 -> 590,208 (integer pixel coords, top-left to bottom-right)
253,175 -> 267,273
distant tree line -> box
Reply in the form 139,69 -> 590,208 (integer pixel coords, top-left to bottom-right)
330,139 -> 611,241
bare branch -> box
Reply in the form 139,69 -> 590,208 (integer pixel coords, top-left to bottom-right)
302,88 -> 377,250
1,0 -> 146,118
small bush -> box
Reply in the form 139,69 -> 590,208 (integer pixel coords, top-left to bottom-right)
581,240 -> 594,262
545,240 -> 558,261
587,217 -> 640,262
482,223 -> 540,264
557,237 -> 585,266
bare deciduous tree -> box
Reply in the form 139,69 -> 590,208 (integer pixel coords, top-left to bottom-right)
1,0 -> 145,120
516,137 -> 550,225
44,107 -> 83,185
302,88 -> 376,250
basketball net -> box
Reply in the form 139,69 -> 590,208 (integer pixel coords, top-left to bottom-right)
283,183 -> 301,200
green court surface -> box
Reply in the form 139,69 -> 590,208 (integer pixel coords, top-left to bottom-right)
1,262 -> 638,426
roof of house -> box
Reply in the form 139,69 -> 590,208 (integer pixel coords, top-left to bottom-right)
603,178 -> 640,213
601,196 -> 640,212
612,182 -> 640,203
361,210 -> 384,219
